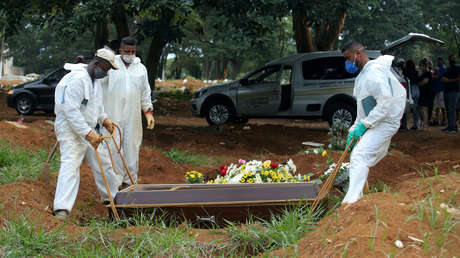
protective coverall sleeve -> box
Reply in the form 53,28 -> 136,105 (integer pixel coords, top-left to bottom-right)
361,74 -> 397,128
140,66 -> 153,112
62,80 -> 92,136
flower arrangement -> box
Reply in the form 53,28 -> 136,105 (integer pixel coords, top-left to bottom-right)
184,148 -> 350,191
206,159 -> 313,184
185,171 -> 204,184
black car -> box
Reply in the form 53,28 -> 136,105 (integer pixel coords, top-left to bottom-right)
7,68 -> 69,115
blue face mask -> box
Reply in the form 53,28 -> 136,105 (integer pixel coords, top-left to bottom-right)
93,66 -> 107,79
345,53 -> 359,74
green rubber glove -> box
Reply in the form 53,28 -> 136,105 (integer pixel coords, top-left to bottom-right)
347,122 -> 368,151
346,133 -> 355,151
352,122 -> 368,138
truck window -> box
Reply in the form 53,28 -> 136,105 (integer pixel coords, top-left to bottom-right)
247,65 -> 281,84
302,57 -> 357,80
280,65 -> 292,85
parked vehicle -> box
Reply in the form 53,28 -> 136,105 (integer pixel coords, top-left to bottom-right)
7,68 -> 69,115
191,33 -> 443,127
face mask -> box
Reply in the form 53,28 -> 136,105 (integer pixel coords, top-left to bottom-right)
122,54 -> 135,64
345,53 -> 359,73
345,53 -> 359,74
93,66 -> 107,79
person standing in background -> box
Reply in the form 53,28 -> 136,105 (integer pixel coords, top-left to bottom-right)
403,59 -> 420,130
101,36 -> 155,188
441,54 -> 460,133
417,58 -> 433,130
431,57 -> 447,126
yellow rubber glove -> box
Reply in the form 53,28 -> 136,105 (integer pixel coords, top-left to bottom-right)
102,118 -> 115,134
145,112 -> 155,129
85,131 -> 103,149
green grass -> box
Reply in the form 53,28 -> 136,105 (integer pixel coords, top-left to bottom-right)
0,139 -> 60,185
0,213 -> 70,257
224,203 -> 323,255
157,90 -> 193,100
163,148 -> 224,166
369,180 -> 393,193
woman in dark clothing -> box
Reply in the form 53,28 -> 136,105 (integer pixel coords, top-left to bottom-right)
403,59 -> 420,130
417,59 -> 433,130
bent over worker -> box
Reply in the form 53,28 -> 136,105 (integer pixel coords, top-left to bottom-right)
341,41 -> 406,204
100,36 -> 154,188
53,49 -> 122,220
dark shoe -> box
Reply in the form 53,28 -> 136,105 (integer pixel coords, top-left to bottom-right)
54,209 -> 68,221
410,126 -> 418,131
119,182 -> 132,190
446,130 -> 457,134
441,127 -> 449,132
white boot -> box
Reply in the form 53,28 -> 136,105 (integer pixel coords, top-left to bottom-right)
342,165 -> 369,204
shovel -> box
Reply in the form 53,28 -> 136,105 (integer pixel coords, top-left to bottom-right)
40,141 -> 59,182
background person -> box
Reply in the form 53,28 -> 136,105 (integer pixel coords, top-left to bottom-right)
53,49 -> 122,220
417,58 -> 433,130
342,41 -> 406,204
441,54 -> 460,133
403,59 -> 420,130
431,57 -> 447,126
101,36 -> 154,188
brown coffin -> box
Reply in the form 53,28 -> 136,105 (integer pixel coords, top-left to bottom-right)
114,183 -> 320,224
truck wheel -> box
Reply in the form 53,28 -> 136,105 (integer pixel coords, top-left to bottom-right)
205,102 -> 233,125
15,94 -> 34,115
327,103 -> 356,128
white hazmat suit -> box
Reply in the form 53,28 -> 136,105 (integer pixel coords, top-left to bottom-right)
101,55 -> 153,185
343,55 -> 406,204
53,63 -> 122,213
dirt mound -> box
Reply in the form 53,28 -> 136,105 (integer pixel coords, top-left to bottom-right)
0,120 -> 55,150
269,174 -> 460,257
156,78 -> 213,91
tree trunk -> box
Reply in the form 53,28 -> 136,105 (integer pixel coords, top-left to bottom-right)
146,38 -> 164,90
157,52 -> 167,79
222,58 -> 229,79
230,58 -> 241,80
94,16 -> 109,49
292,10 -> 316,53
145,9 -> 175,90
314,11 -> 347,51
111,3 -> 130,39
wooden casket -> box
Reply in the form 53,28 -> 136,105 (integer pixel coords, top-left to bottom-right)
113,183 -> 320,225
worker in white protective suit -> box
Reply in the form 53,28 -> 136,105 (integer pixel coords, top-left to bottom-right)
341,40 -> 406,205
53,48 -> 123,220
100,36 -> 154,188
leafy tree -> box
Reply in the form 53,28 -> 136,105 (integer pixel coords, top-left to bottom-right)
288,0 -> 351,52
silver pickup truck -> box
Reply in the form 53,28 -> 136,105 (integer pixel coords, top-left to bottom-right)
191,33 -> 443,127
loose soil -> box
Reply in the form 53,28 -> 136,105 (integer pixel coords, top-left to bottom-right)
0,90 -> 459,256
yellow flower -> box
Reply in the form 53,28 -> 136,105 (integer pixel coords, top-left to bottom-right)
240,178 -> 245,183
190,174 -> 195,178
263,160 -> 271,168
307,176 -> 311,181
243,173 -> 248,178
322,150 -> 327,157
248,179 -> 254,183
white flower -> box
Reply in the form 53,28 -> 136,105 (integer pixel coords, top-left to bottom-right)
255,174 -> 263,183
313,149 -> 319,154
286,159 -> 296,173
229,173 -> 244,184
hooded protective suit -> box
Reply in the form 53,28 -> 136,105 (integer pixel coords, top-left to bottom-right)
53,63 -> 122,213
343,55 -> 406,204
100,55 -> 153,185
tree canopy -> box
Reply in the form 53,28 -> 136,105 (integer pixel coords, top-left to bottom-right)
1,0 -> 458,87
